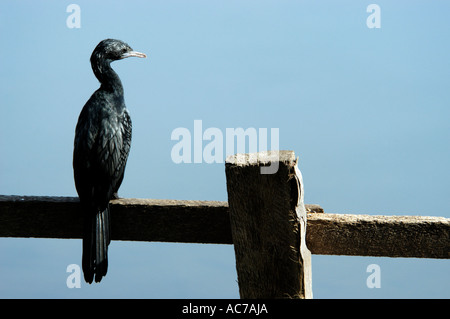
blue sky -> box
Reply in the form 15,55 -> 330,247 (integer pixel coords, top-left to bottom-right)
0,1 -> 449,298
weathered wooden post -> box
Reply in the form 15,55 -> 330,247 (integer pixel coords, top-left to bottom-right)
225,150 -> 312,299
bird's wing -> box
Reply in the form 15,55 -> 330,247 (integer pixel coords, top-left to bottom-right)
73,102 -> 98,201
95,108 -> 132,198
74,100 -> 132,206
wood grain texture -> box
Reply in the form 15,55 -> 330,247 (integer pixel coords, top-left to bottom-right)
0,195 -> 232,244
306,213 -> 450,259
0,195 -> 448,258
225,150 -> 312,298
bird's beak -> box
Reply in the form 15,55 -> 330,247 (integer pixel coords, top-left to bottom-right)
121,51 -> 147,59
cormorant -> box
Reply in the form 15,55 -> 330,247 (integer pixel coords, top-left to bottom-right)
73,39 -> 146,283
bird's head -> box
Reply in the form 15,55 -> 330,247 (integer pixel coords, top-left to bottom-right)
91,39 -> 147,64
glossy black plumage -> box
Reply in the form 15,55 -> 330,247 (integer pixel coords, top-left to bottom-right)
73,39 -> 146,283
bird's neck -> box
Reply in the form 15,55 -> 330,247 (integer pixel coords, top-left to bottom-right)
92,58 -> 124,94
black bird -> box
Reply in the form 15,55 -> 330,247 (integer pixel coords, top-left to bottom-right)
73,39 -> 146,283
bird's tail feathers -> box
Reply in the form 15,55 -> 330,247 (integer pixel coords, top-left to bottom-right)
82,205 -> 111,284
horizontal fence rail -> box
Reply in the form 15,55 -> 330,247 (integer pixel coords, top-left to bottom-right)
1,195 -> 448,259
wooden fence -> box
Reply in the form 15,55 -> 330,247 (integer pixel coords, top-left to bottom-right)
0,151 -> 448,298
